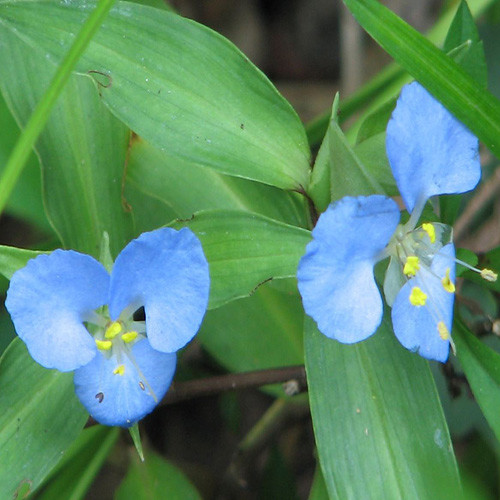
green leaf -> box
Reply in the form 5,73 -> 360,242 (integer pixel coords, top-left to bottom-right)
308,95 -> 386,211
355,97 -> 396,145
127,138 -> 309,228
0,245 -> 47,280
305,315 -> 461,499
327,95 -> 384,201
0,339 -> 88,498
308,467 -> 329,500
0,0 -> 311,191
443,0 -> 488,87
353,132 -> 397,196
0,0 -> 116,215
115,451 -> 201,500
171,211 -> 310,309
342,0 -> 500,160
454,320 -> 500,443
199,282 -> 303,388
0,36 -> 133,257
35,426 -> 119,500
308,111 -> 333,213
440,1 -> 487,225
0,93 -> 52,232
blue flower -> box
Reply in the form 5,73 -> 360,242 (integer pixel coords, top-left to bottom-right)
298,82 -> 491,362
6,227 -> 210,426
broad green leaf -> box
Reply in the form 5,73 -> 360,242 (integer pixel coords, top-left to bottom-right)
0,245 -> 47,280
0,0 -> 116,216
454,321 -> 500,442
115,451 -> 201,500
127,138 -> 309,228
305,315 -> 461,499
308,94 -> 386,211
199,282 -> 303,390
440,1 -> 487,225
124,181 -> 178,236
0,0 -> 311,191
308,106 -> 333,213
0,306 -> 15,354
355,97 -> 396,145
328,95 -> 384,201
171,210 -> 310,309
353,132 -> 396,196
0,93 -> 52,232
35,426 -> 119,500
0,36 -> 133,257
443,1 -> 487,88
308,467 -> 329,500
0,339 -> 88,499
342,0 -> 500,159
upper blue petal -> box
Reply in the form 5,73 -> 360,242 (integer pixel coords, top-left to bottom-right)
5,250 -> 109,371
109,227 -> 210,353
386,82 -> 480,212
297,196 -> 400,343
391,243 -> 455,362
73,338 -> 176,427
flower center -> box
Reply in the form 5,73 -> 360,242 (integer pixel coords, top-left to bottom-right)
85,312 -> 157,403
383,220 -> 497,350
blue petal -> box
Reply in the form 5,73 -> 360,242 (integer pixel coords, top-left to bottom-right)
74,338 -> 176,427
391,243 -> 455,362
109,227 -> 210,353
387,82 -> 480,213
297,196 -> 400,343
5,250 -> 109,371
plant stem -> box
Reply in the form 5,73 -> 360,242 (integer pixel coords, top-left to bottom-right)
162,365 -> 307,405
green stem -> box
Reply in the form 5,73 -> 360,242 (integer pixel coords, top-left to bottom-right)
0,0 -> 116,215
238,398 -> 289,453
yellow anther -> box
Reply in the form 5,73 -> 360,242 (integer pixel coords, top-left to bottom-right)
422,223 -> 436,243
113,364 -> 125,376
403,256 -> 420,277
437,321 -> 450,340
409,287 -> 427,306
95,339 -> 112,351
481,268 -> 498,282
121,331 -> 138,343
441,268 -> 455,293
105,321 -> 122,339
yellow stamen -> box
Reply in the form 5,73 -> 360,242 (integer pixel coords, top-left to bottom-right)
403,256 -> 420,277
409,287 -> 427,306
113,364 -> 125,376
441,268 -> 455,293
95,339 -> 112,351
105,321 -> 122,339
437,321 -> 450,340
422,223 -> 436,243
121,331 -> 138,343
481,268 -> 498,282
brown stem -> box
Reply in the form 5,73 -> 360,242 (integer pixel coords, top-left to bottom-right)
161,365 -> 307,405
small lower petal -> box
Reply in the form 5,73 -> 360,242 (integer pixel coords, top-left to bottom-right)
391,244 -> 455,362
74,339 -> 176,427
